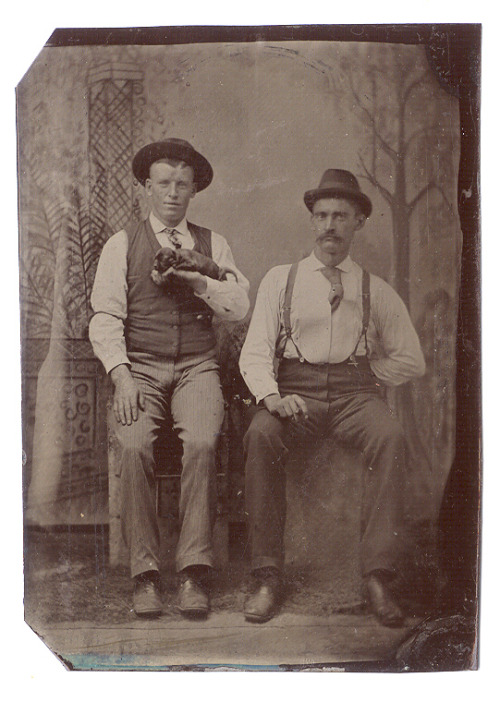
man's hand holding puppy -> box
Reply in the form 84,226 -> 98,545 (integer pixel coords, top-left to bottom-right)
151,247 -> 224,293
163,266 -> 208,294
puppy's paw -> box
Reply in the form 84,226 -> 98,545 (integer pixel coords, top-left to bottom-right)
151,269 -> 169,286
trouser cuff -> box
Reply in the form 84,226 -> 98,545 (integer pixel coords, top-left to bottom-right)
131,563 -> 160,580
176,554 -> 215,573
251,556 -> 284,573
361,559 -> 397,579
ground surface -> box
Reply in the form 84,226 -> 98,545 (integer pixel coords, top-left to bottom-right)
24,528 -> 425,671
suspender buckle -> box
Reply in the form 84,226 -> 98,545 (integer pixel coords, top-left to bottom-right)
348,354 -> 359,367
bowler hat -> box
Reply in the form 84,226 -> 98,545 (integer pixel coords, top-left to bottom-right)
132,138 -> 213,191
304,169 -> 372,217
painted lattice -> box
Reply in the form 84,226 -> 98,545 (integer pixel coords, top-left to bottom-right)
88,65 -> 144,237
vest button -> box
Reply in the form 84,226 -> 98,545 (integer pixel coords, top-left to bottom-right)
173,325 -> 178,329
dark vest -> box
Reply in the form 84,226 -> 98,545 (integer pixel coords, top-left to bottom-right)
124,217 -> 216,357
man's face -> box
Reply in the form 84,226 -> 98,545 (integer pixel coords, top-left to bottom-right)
311,197 -> 366,263
145,160 -> 196,226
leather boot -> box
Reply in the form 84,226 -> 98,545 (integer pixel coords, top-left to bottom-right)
133,570 -> 162,618
365,570 -> 405,627
177,566 -> 210,619
244,567 -> 282,623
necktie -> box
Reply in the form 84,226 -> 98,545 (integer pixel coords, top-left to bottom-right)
320,266 -> 344,311
165,228 -> 182,249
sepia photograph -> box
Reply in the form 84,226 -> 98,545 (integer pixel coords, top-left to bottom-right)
16,23 -> 480,672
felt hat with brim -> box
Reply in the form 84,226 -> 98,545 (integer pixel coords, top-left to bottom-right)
304,169 -> 372,217
132,138 -> 213,191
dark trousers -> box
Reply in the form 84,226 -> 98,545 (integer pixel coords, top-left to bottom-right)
243,358 -> 408,577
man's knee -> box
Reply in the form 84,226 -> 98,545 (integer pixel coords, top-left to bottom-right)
182,434 -> 218,459
243,411 -> 284,454
115,422 -> 155,463
365,414 -> 406,459
380,417 -> 406,448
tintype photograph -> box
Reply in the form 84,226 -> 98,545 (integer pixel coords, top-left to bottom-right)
18,24 -> 480,672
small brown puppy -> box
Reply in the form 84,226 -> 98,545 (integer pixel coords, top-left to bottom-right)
151,247 -> 226,288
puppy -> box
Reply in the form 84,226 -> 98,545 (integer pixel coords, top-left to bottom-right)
151,247 -> 226,288
151,247 -> 178,287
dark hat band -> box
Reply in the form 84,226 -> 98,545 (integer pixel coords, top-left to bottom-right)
304,169 -> 372,217
304,187 -> 372,217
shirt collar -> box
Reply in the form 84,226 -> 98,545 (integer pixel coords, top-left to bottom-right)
149,212 -> 190,237
306,251 -> 354,273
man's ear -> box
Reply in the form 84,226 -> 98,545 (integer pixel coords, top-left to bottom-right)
145,178 -> 152,197
355,213 -> 367,231
190,183 -> 197,199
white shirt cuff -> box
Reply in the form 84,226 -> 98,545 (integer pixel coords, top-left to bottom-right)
196,276 -> 218,300
103,354 -> 131,375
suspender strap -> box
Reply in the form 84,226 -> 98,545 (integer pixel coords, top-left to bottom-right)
361,268 -> 370,336
351,268 -> 371,358
275,262 -> 305,362
283,262 -> 298,341
276,263 -> 371,362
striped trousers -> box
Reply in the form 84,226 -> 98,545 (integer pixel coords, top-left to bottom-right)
114,350 -> 225,578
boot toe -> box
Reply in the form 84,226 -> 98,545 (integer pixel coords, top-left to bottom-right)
177,577 -> 209,619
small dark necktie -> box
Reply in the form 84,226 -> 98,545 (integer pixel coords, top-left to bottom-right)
165,228 -> 182,249
320,266 -> 344,311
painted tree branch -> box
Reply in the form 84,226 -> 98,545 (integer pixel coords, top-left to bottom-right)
408,180 -> 452,213
402,71 -> 431,106
358,154 -> 394,205
404,124 -> 442,155
346,70 -> 398,162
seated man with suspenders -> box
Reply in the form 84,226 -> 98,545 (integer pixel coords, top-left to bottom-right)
239,169 -> 426,626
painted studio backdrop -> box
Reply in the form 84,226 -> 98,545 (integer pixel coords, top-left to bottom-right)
19,41 -> 460,552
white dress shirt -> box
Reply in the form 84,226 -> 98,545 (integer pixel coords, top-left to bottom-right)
239,252 -> 425,403
89,213 -> 250,373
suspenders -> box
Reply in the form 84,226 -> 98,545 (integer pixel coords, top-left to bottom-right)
275,262 -> 304,362
275,263 -> 371,363
350,268 -> 371,365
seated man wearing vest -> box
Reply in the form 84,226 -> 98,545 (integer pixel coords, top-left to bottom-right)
239,169 -> 425,627
89,139 -> 249,618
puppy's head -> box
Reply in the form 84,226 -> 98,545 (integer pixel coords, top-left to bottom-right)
151,247 -> 178,286
154,247 -> 177,273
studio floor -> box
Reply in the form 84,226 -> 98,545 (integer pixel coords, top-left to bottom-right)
23,527 -> 429,671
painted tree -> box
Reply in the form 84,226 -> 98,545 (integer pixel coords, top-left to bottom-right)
336,43 -> 456,308
331,44 -> 459,509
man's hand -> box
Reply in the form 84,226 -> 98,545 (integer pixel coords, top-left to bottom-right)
165,268 -> 208,294
110,364 -> 145,426
263,393 -> 309,422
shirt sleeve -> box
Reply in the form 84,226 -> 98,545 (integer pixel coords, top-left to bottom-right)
194,232 -> 250,322
239,268 -> 286,403
369,277 -> 426,386
88,231 -> 130,374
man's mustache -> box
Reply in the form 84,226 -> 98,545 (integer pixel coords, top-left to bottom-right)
317,230 -> 342,241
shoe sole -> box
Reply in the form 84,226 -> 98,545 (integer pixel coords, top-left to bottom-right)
133,608 -> 162,618
244,611 -> 275,624
375,613 -> 406,628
